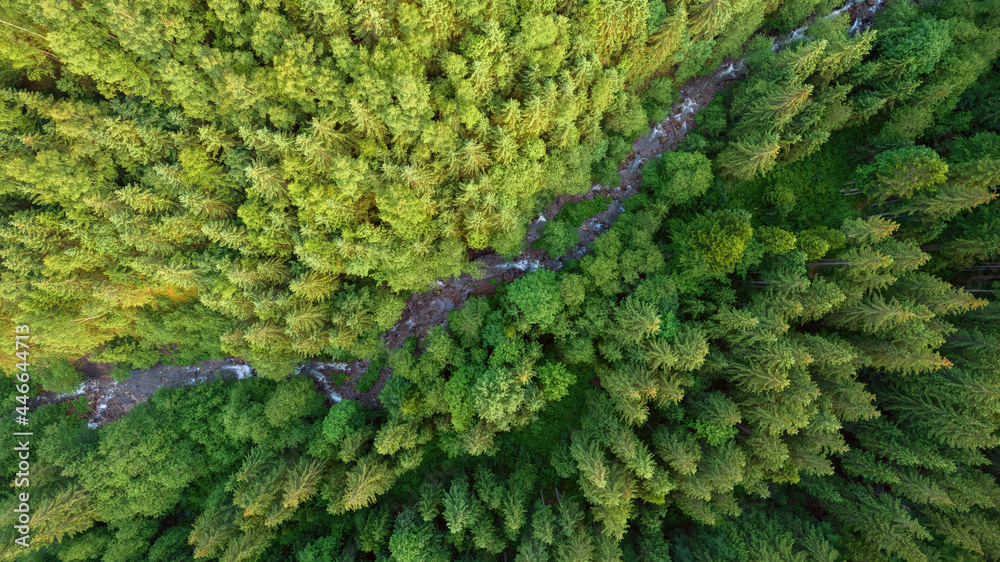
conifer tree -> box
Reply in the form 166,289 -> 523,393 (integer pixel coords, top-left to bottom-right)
328,454 -> 398,514
188,498 -> 238,559
442,475 -> 480,535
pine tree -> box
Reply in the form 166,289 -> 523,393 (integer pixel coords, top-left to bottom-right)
652,428 -> 701,476
645,2 -> 686,70
859,146 -> 949,203
18,485 -> 95,553
330,454 -> 398,513
552,498 -> 596,562
282,457 -> 326,508
230,452 -> 286,518
442,475 -> 479,535
188,497 -> 238,559
418,478 -> 444,522
841,216 -> 899,245
717,133 -> 782,180
899,185 -> 997,222
388,505 -> 450,562
570,435 -> 610,490
826,295 -> 927,334
688,0 -> 732,40
819,245 -> 896,293
219,528 -> 275,562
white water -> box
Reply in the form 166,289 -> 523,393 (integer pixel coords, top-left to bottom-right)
827,0 -> 855,19
222,364 -> 254,380
496,259 -> 544,272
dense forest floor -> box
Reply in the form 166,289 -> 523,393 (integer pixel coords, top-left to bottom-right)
36,0 -> 886,425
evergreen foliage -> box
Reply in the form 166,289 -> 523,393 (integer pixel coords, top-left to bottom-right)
3,0 -> 1000,561
0,0 -> 756,371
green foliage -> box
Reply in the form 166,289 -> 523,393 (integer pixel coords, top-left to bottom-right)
689,393 -> 741,446
797,225 -> 847,261
756,225 -> 798,256
642,151 -> 713,207
686,210 -> 755,274
505,269 -> 564,330
108,365 -> 133,383
448,297 -> 492,349
34,359 -> 84,394
536,362 -> 576,402
74,405 -> 203,524
714,21 -> 877,179
535,219 -> 580,258
857,146 -> 949,202
0,0 -> 729,370
389,506 -> 449,562
357,353 -> 386,393
5,1 -> 1000,561
265,377 -> 326,427
535,196 -> 615,257
559,196 -> 615,227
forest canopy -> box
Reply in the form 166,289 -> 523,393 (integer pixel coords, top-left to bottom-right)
0,0 -> 791,373
3,0 -> 1000,560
